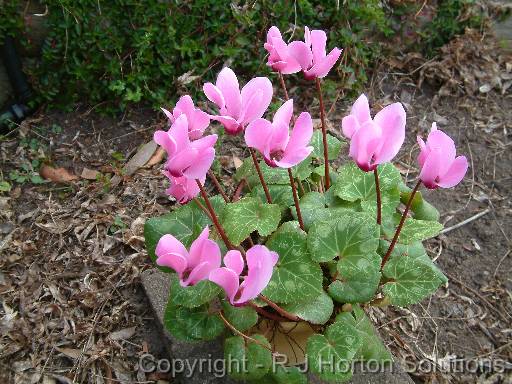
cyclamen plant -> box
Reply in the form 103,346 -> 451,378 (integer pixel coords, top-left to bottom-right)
144,25 -> 468,383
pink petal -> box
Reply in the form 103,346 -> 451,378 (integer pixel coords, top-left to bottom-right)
310,30 -> 327,63
351,94 -> 372,124
209,267 -> 240,304
203,83 -> 225,110
373,102 -> 406,163
270,121 -> 291,155
210,115 -> 241,134
350,121 -> 382,172
161,107 -> 175,123
425,129 -> 456,176
216,67 -> 242,119
240,77 -> 273,125
169,114 -> 190,151
190,134 -> 218,152
182,261 -> 217,286
419,148 -> 442,189
417,136 -> 429,168
166,176 -> 200,204
288,41 -> 313,71
305,47 -> 342,79
245,118 -> 274,158
235,245 -> 278,304
183,147 -> 215,179
437,156 -> 468,188
341,115 -> 359,139
286,112 -> 313,154
275,146 -> 313,168
156,252 -> 188,279
167,147 -> 197,177
267,26 -> 282,42
278,60 -> 302,75
187,227 -> 211,268
224,250 -> 244,276
154,130 -> 176,155
304,26 -> 311,47
174,95 -> 195,116
272,99 -> 293,128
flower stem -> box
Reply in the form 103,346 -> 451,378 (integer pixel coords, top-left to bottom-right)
196,179 -> 235,251
208,170 -> 229,202
374,168 -> 382,225
315,78 -> 330,189
231,178 -> 246,202
380,180 -> 422,270
249,148 -> 272,204
259,294 -> 300,322
278,72 -> 290,101
219,311 -> 273,351
288,168 -> 305,231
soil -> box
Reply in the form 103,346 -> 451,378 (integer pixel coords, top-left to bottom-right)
1,36 -> 511,384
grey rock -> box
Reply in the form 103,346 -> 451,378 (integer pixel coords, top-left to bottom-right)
141,268 -> 413,384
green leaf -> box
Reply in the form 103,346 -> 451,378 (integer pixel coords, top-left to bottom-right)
382,253 -> 448,306
263,222 -> 323,303
221,301 -> 258,332
235,158 -> 288,187
164,300 -> 224,341
401,190 -> 440,221
333,162 -> 401,203
255,366 -> 307,384
335,306 -> 392,362
328,252 -> 381,303
221,197 -> 281,245
292,156 -> 314,181
282,291 -> 333,325
398,218 -> 443,244
360,186 -> 400,218
307,319 -> 362,382
307,213 -> 379,262
0,181 -> 11,192
311,131 -> 344,159
143,202 -> 211,265
291,191 -> 353,231
225,334 -> 272,380
170,274 -> 221,308
251,185 -> 294,212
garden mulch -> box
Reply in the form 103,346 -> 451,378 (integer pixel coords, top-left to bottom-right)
0,31 -> 511,384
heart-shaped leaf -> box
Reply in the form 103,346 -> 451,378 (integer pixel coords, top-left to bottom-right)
221,301 -> 258,332
282,290 -> 334,325
307,213 -> 379,262
335,306 -> 392,362
251,185 -> 294,212
263,222 -> 323,303
307,319 -> 362,382
328,252 -> 381,303
221,197 -> 281,245
225,334 -> 272,380
311,130 -> 344,159
382,253 -> 448,306
398,218 -> 443,244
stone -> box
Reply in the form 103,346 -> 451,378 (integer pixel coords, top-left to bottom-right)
141,268 -> 413,384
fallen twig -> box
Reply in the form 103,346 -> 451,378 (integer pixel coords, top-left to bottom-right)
440,208 -> 491,235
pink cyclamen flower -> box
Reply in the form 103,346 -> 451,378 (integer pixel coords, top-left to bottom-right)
156,227 -> 221,287
264,26 -> 301,74
154,114 -> 217,179
203,67 -> 273,135
163,171 -> 204,204
209,245 -> 278,305
341,94 -> 406,172
288,26 -> 342,80
245,99 -> 313,168
161,95 -> 210,140
417,123 -> 468,189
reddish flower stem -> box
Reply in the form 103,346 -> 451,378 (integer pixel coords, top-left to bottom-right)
249,148 -> 272,204
315,78 -> 330,189
374,168 -> 382,225
278,72 -> 290,101
196,179 -> 236,251
259,294 -> 300,322
208,170 -> 229,202
288,168 -> 305,231
381,180 -> 422,270
231,178 -> 246,202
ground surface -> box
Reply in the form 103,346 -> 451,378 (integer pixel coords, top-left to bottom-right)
1,31 -> 511,384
